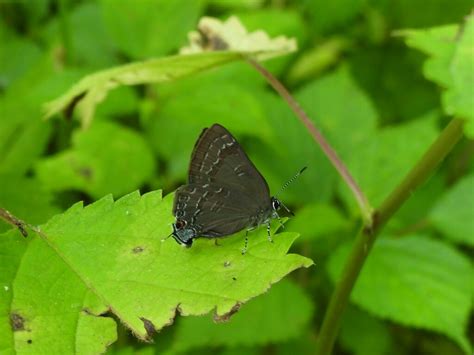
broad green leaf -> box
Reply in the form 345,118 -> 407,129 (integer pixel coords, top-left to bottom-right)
430,174 -> 474,246
0,229 -> 117,354
339,113 -> 438,212
339,306 -> 394,355
40,2 -> 118,68
285,203 -> 349,241
37,190 -> 312,340
44,16 -> 297,128
295,65 -> 378,158
0,174 -> 60,234
166,280 -> 313,353
100,0 -> 203,59
0,35 -> 42,87
327,235 -> 472,353
35,122 -> 155,199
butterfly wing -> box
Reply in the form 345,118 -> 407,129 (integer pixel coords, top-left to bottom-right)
173,183 -> 263,237
188,124 -> 271,207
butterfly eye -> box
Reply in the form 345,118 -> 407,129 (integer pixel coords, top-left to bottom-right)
272,198 -> 281,211
175,219 -> 187,229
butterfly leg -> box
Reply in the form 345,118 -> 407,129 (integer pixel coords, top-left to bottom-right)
241,230 -> 249,255
266,222 -> 273,243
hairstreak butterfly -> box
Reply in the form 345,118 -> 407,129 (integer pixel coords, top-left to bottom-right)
171,123 -> 305,254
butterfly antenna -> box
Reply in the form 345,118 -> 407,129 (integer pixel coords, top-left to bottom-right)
274,166 -> 307,199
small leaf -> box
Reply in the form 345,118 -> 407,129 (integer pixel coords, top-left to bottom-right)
430,174 -> 474,246
36,190 -> 312,340
180,16 -> 297,60
167,280 -> 313,352
327,235 -> 472,354
35,122 -> 155,199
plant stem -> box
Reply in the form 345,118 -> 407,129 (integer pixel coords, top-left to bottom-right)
0,208 -> 28,237
315,118 -> 465,355
247,58 -> 373,225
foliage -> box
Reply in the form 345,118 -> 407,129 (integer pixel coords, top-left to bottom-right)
0,1 -> 472,354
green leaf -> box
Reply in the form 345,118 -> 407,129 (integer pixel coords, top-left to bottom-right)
100,0 -> 203,59
448,14 -> 474,137
43,52 -> 242,128
40,2 -> 118,68
327,235 -> 472,353
166,279 -> 313,352
36,190 -> 312,340
285,203 -> 349,241
0,174 -> 60,234
339,113 -> 438,212
0,229 -> 117,354
429,174 -> 474,246
44,16 -> 297,128
339,306 -> 393,355
400,17 -> 474,137
296,65 -> 378,158
35,122 -> 155,199
302,0 -> 364,34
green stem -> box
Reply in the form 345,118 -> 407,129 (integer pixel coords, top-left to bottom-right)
315,118 -> 465,355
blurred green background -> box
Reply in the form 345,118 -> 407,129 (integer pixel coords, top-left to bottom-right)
0,0 -> 473,354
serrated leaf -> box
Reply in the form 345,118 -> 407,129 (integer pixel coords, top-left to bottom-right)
400,17 -> 474,137
44,16 -> 297,128
0,229 -> 117,354
429,174 -> 474,246
34,190 -> 312,341
166,279 -> 313,353
327,235 -> 472,354
35,122 -> 155,199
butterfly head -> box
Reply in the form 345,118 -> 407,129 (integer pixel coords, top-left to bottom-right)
271,197 -> 281,212
171,219 -> 195,247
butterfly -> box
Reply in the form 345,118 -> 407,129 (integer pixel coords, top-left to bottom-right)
171,123 -> 305,253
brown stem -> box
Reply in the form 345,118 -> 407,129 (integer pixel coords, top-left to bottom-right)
247,58 -> 373,225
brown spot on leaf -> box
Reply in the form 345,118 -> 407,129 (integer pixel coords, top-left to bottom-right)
77,167 -> 93,180
132,246 -> 144,254
140,317 -> 156,339
27,339 -> 32,344
213,302 -> 241,323
10,312 -> 25,331
224,261 -> 231,267
232,277 -> 237,281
